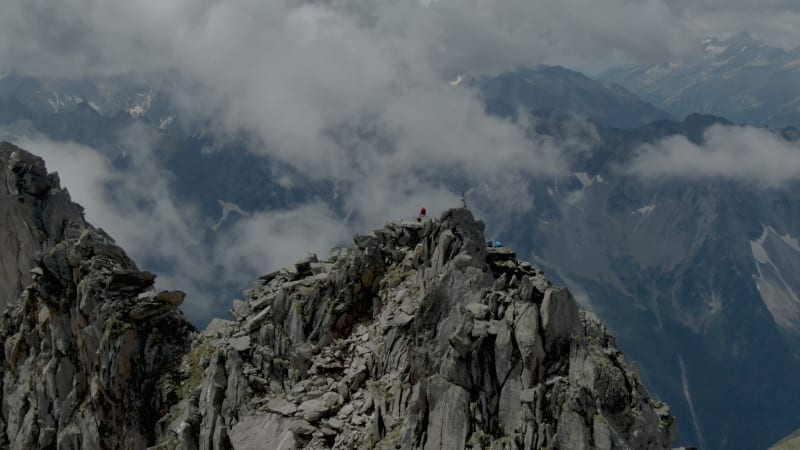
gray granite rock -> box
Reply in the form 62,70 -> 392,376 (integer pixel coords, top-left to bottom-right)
0,143 -> 195,449
159,207 -> 676,449
0,143 -> 679,450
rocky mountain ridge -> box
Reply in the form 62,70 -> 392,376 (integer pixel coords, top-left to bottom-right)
0,142 -> 677,449
472,65 -> 672,129
600,33 -> 800,128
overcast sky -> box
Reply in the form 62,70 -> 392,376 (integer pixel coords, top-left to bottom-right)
4,0 -> 800,78
3,0 -> 800,324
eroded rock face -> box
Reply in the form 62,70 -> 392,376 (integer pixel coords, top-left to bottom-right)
156,209 -> 676,449
0,142 -> 82,310
0,143 -> 195,449
0,143 -> 677,450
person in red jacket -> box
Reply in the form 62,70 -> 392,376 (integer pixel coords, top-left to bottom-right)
416,207 -> 427,222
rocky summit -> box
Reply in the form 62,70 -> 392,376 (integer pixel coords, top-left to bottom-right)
0,142 -> 676,449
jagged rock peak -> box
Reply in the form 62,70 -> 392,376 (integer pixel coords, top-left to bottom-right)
0,142 -> 84,309
0,142 -> 195,449
156,208 -> 677,449
0,143 -> 678,449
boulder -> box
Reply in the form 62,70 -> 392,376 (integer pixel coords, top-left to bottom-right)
424,377 -> 471,450
266,398 -> 298,416
229,414 -> 296,450
156,290 -> 186,306
297,392 -> 345,423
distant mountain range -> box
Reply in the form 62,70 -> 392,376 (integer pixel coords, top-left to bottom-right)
600,32 -> 800,128
1,66 -> 800,449
471,65 -> 672,129
511,113 -> 800,450
0,148 -> 678,449
0,73 -> 174,125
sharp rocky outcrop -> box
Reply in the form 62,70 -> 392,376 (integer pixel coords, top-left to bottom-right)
0,142 -> 677,449
0,143 -> 195,449
154,213 -> 676,449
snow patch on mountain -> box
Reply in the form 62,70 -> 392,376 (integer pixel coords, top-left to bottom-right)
47,91 -> 89,114
750,225 -> 800,337
212,200 -> 250,232
159,115 -> 175,130
48,92 -> 91,113
635,204 -> 656,216
574,172 -> 606,188
679,356 -> 705,450
127,90 -> 154,118
574,171 -> 593,187
48,92 -> 68,112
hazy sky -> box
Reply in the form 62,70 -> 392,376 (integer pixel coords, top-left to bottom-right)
3,0 -> 800,78
3,0 -> 800,323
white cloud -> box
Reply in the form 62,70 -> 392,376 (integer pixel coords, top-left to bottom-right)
3,0 -> 799,83
627,125 -> 800,185
4,0 -> 800,324
214,204 -> 352,280
4,0 -> 794,204
665,2 -> 800,51
13,131 -> 223,323
0,0 -> 688,78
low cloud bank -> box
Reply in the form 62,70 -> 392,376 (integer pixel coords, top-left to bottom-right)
13,131 -> 353,324
627,125 -> 800,186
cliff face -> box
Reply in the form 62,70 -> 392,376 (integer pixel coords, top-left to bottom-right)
0,143 -> 195,449
0,142 -> 77,309
0,142 -> 676,449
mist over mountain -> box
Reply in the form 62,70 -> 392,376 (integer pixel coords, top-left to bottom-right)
601,33 -> 800,128
473,66 -> 672,129
0,145 -> 676,448
0,74 -> 169,121
2,0 -> 800,449
3,71 -> 800,449
513,114 -> 800,450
